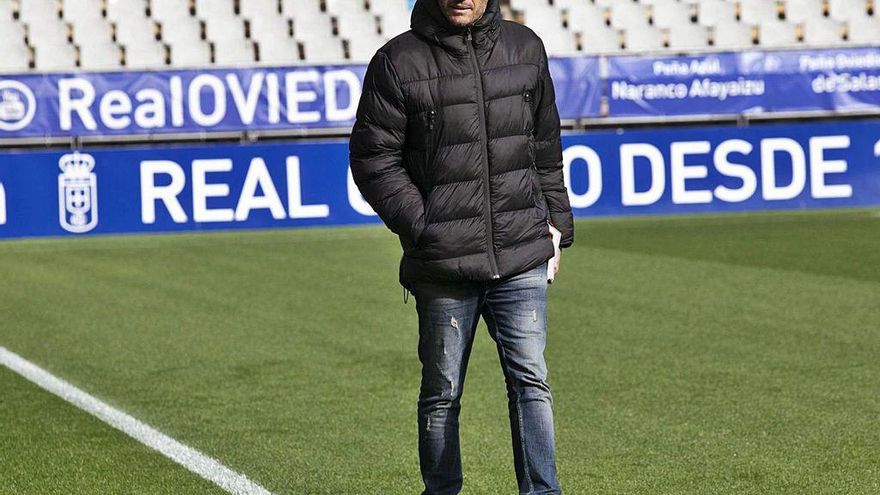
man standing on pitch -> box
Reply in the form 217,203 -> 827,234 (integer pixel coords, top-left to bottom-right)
349,0 -> 574,493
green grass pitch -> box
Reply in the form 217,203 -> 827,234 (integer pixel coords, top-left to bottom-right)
1,208 -> 878,494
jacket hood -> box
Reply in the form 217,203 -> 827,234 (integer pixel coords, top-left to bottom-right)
410,0 -> 501,54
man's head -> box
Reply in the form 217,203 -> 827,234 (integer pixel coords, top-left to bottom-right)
436,0 -> 489,28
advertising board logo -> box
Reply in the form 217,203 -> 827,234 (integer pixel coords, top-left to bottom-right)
58,152 -> 98,233
0,80 -> 36,131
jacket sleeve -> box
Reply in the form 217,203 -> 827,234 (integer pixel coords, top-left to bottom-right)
349,50 -> 426,246
532,40 -> 575,248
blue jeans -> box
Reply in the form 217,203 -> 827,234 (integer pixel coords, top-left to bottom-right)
410,260 -> 561,495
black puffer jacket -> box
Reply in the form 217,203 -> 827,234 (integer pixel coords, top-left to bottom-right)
349,0 -> 575,291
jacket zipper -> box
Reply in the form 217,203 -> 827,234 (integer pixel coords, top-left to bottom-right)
420,108 -> 436,232
465,27 -> 500,279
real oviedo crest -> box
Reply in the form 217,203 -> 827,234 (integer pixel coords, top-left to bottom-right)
58,151 -> 98,234
0,80 -> 36,132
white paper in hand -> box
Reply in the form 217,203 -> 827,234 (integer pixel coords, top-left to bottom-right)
547,221 -> 562,283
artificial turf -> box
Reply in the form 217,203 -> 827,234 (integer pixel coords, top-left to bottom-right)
1,208 -> 878,494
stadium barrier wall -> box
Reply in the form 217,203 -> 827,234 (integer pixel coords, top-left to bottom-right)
0,118 -> 877,239
0,57 -> 601,139
606,46 -> 880,118
1,46 -> 878,140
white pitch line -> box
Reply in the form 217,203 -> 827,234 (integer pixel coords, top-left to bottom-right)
0,346 -> 275,495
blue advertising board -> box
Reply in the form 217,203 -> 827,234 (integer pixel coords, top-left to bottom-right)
0,119 -> 878,239
606,46 -> 880,117
0,57 -> 601,139
2,47 -> 879,138
0,66 -> 367,138
562,119 -> 879,216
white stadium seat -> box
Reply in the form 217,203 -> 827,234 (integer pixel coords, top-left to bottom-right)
34,44 -> 77,71
378,11 -> 409,37
336,11 -> 379,40
151,0 -> 190,22
829,0 -> 871,21
26,20 -> 71,49
848,16 -> 880,43
195,0 -> 235,19
669,23 -> 711,50
0,42 -> 31,72
300,38 -> 345,62
784,0 -> 825,24
325,0 -> 355,13
282,0 -> 323,19
347,34 -> 386,62
72,19 -> 115,48
124,40 -> 166,68
248,15 -> 291,44
370,0 -> 408,10
580,26 -> 622,54
159,16 -> 203,46
625,25 -> 666,51
713,20 -> 755,49
759,20 -> 799,47
697,0 -> 737,27
610,1 -> 650,30
169,40 -> 211,67
213,39 -> 256,65
63,0 -> 104,25
292,14 -> 336,43
652,0 -> 693,29
0,18 -> 26,46
803,17 -> 846,45
204,15 -> 246,42
18,0 -> 59,24
520,4 -> 563,33
79,41 -> 122,70
115,16 -> 157,47
562,1 -> 608,34
531,26 -> 578,55
240,0 -> 278,19
739,0 -> 780,25
106,0 -> 147,21
257,37 -> 300,64
0,0 -> 14,20
371,0 -> 410,30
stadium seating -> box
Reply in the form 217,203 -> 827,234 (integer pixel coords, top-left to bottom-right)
123,40 -> 166,69
785,0 -> 825,24
0,0 -> 876,72
829,0 -> 872,21
713,20 -> 755,49
848,15 -> 880,42
0,42 -> 31,72
697,0 -> 738,27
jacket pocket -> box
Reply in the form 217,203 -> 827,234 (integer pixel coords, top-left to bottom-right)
523,87 -> 536,135
424,107 -> 436,175
524,88 -> 535,108
527,153 -> 548,222
413,218 -> 426,249
526,132 -> 536,165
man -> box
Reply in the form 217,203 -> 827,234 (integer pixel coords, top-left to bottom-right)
348,0 -> 574,493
